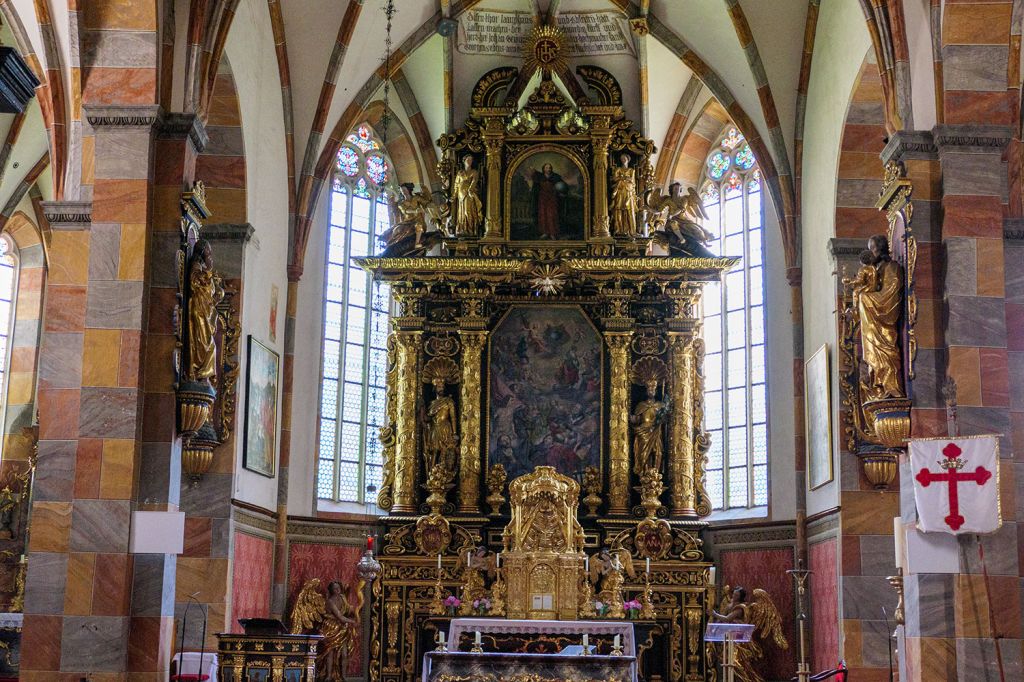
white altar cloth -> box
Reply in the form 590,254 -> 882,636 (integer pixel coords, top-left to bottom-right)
447,617 -> 636,656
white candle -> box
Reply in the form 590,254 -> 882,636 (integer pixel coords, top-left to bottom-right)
646,557 -> 650,574
438,631 -> 446,645
496,552 -> 501,568
893,517 -> 905,567
437,554 -> 442,570
582,634 -> 589,649
475,631 -> 482,645
614,634 -> 620,649
584,556 -> 589,573
467,550 -> 472,568
709,567 -> 716,584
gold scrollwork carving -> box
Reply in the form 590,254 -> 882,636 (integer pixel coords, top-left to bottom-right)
605,332 -> 633,514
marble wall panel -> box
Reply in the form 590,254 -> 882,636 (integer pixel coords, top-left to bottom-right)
60,614 -> 130,672
23,552 -> 68,615
69,499 -> 130,553
942,45 -> 1010,92
78,386 -> 140,439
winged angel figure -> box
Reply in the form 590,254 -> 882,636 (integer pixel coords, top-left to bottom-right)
291,578 -> 359,682
589,548 -> 636,616
713,585 -> 788,682
646,183 -> 716,258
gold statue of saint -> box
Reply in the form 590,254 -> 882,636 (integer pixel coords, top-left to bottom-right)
713,585 -> 788,682
590,548 -> 635,618
630,357 -> 671,476
291,578 -> 358,682
187,239 -> 223,383
422,357 -> 460,477
610,152 -> 639,237
648,182 -> 716,258
844,234 -> 904,401
452,154 -> 483,237
380,183 -> 437,257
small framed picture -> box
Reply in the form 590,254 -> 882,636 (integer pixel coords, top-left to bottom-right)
243,336 -> 279,477
805,343 -> 834,490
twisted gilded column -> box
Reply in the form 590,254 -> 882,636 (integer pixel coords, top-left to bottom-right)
605,331 -> 633,514
458,331 -> 488,513
392,331 -> 423,512
668,333 -> 697,517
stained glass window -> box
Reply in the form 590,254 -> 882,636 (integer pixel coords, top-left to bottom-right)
337,147 -> 359,177
707,152 -> 730,180
318,124 -> 395,504
699,127 -> 768,512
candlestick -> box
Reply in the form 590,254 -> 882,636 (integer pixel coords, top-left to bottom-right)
582,633 -> 589,654
366,535 -> 374,552
437,553 -> 442,570
646,557 -> 650,574
435,630 -> 447,652
471,630 -> 483,653
475,631 -> 481,645
611,634 -> 622,656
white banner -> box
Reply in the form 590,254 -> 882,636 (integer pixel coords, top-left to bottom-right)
457,10 -> 636,58
909,435 -> 1000,534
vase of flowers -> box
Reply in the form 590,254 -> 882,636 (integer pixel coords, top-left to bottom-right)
472,597 -> 492,616
444,595 -> 461,617
593,600 -> 609,617
624,599 -> 642,619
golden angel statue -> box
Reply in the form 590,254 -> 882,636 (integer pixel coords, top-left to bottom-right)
458,545 -> 496,614
647,182 -> 716,258
291,578 -> 359,682
610,152 -> 639,237
421,357 -> 460,478
187,238 -> 224,383
630,357 -> 671,476
590,547 -> 635,618
713,585 -> 788,682
452,154 -> 483,237
379,183 -> 441,257
842,234 -> 904,401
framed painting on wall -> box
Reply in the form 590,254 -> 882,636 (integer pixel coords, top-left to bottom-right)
506,147 -> 588,241
243,336 -> 279,477
805,343 -> 833,490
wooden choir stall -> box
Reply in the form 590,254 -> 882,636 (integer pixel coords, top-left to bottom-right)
363,24 -> 735,682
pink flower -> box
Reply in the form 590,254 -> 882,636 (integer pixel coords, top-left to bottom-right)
624,599 -> 642,611
444,596 -> 461,607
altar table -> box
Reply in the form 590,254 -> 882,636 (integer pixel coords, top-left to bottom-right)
423,651 -> 637,682
447,617 -> 637,656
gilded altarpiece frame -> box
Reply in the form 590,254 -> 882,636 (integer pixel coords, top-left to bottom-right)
358,54 -> 736,682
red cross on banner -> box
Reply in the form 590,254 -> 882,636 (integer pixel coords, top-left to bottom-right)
909,436 -> 1001,534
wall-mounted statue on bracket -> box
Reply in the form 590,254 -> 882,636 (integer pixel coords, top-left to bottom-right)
187,238 -> 224,385
647,182 -> 715,257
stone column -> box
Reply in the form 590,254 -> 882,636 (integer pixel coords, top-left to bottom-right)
605,332 -> 633,514
457,330 -> 487,513
667,333 -> 697,517
391,331 -> 423,512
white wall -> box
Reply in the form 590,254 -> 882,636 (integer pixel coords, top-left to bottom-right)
801,0 -> 872,516
224,0 -> 290,510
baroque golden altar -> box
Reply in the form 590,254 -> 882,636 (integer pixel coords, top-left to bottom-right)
361,28 -> 735,682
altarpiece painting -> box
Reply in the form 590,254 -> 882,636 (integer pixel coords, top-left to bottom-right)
507,148 -> 587,241
488,306 -> 602,481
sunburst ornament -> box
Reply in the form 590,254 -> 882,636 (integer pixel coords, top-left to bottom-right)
523,25 -> 567,77
529,264 -> 568,296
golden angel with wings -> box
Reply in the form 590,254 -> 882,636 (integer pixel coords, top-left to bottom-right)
590,547 -> 636,618
713,585 -> 788,682
647,182 -> 716,258
379,183 -> 445,257
291,578 -> 360,682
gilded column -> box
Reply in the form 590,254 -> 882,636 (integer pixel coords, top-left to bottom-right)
605,331 -> 633,514
591,114 -> 613,239
392,330 -> 423,512
668,333 -> 697,517
457,331 -> 488,513
482,117 -> 505,240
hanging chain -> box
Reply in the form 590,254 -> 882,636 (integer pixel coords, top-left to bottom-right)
380,0 -> 396,146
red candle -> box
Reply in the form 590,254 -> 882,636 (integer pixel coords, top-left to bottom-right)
367,535 -> 374,551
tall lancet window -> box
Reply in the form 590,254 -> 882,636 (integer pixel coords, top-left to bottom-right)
317,124 -> 394,503
698,127 -> 768,512
0,236 -> 15,449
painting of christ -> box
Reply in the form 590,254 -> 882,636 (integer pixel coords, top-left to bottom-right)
488,306 -> 602,481
508,150 -> 586,240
